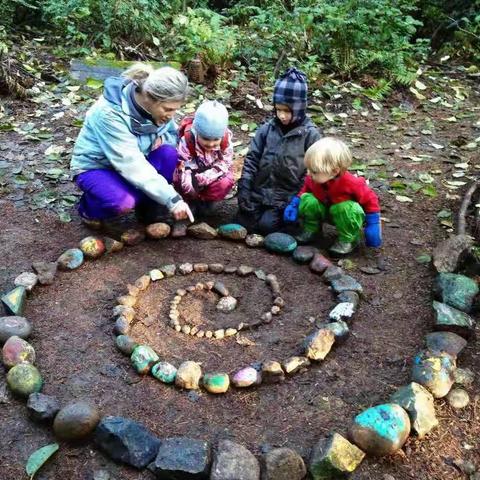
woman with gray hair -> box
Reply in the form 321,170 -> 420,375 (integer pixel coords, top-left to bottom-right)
70,63 -> 194,226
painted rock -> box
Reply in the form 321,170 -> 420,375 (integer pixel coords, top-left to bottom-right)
79,236 -> 106,259
309,432 -> 365,479
425,331 -> 467,357
1,286 -> 26,315
331,275 -> 363,294
121,229 -> 145,246
178,263 -> 193,275
245,234 -> 264,248
432,301 -> 475,338
152,361 -> 177,384
187,222 -> 218,239
203,373 -> 230,394
27,393 -> 60,422
175,361 -> 202,390
446,388 -> 470,409
32,261 -> 57,285
232,367 -> 262,388
160,264 -> 176,277
150,269 -> 164,281
145,222 -> 171,239
434,273 -> 479,313
282,356 -> 310,374
53,401 -> 101,441
209,263 -> 224,273
262,447 -> 306,480
303,329 -> 335,361
57,248 -> 84,270
211,439 -> 259,480
309,253 -> 333,274
7,363 -> 43,397
293,246 -> 317,264
131,345 -> 159,375
0,316 -> 32,344
322,266 -> 345,284
262,360 -> 285,384
390,382 -> 438,438
328,302 -> 355,322
349,403 -> 411,456
412,350 -> 456,398
264,232 -> 297,254
115,335 -> 137,356
2,335 -> 35,368
217,223 -> 248,240
217,296 -> 237,313
14,272 -> 38,292
104,237 -> 124,253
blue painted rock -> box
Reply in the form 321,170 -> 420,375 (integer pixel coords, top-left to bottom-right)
349,403 -> 411,456
7,363 -> 43,397
79,236 -> 106,259
411,350 -> 456,398
425,331 -> 467,357
1,286 -> 26,316
217,223 -> 248,240
53,402 -> 101,441
309,432 -> 365,479
115,335 -> 137,356
0,316 -> 32,344
293,246 -> 318,264
303,329 -> 335,361
175,361 -> 202,390
390,383 -> 438,438
152,361 -> 177,384
203,373 -> 230,394
232,367 -> 262,388
145,222 -> 171,239
131,346 -> 159,375
434,273 -> 479,313
432,301 -> 475,338
57,248 -> 84,270
2,335 -> 35,368
264,233 -> 297,254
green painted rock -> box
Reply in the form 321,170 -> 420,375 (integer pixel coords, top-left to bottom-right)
349,403 -> 411,456
131,345 -> 159,375
79,236 -> 106,259
425,331 -> 467,357
175,361 -> 202,390
7,363 -> 43,397
57,248 -> 84,270
1,286 -> 26,316
0,316 -> 32,344
115,335 -> 137,356
309,432 -> 365,479
390,382 -> 438,438
2,335 -> 35,368
203,373 -> 230,393
434,273 -> 479,313
264,233 -> 297,254
217,223 -> 248,240
432,301 -> 475,338
53,402 -> 101,441
412,350 -> 456,398
152,361 -> 177,384
303,329 -> 335,361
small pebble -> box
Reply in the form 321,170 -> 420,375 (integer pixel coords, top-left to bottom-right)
196,330 -> 205,338
193,263 -> 209,273
237,265 -> 254,276
225,328 -> 237,336
446,388 -> 470,409
160,264 -> 176,277
213,281 -> 229,297
245,234 -> 264,248
262,312 -> 273,324
271,306 -> 281,315
149,269 -> 164,281
205,331 -> 213,338
175,325 -> 182,332
181,325 -> 191,335
273,297 -> 285,307
179,263 -> 193,275
135,275 -> 151,291
208,263 -> 224,273
214,329 -> 225,339
14,272 -> 38,292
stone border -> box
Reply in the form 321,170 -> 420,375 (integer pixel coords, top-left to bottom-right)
0,222 -> 476,478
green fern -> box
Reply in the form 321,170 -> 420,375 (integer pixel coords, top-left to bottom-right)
363,79 -> 393,100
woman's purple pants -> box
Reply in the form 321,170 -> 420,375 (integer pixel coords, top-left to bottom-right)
75,145 -> 179,220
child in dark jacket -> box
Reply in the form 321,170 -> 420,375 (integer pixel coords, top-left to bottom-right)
283,137 -> 382,255
237,67 -> 322,234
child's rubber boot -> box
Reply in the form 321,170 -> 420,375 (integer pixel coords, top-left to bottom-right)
329,238 -> 359,256
295,230 -> 317,244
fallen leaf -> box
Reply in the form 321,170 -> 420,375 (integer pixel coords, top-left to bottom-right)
395,195 -> 413,203
26,443 -> 59,479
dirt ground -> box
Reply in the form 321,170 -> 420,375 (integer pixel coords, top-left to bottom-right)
0,67 -> 479,480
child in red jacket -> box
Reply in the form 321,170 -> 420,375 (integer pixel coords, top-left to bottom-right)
284,137 -> 382,255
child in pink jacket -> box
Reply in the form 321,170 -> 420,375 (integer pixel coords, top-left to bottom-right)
174,100 -> 234,214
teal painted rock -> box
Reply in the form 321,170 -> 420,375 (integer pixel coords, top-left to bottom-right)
7,363 -> 43,397
412,350 -> 456,398
115,335 -> 137,356
79,236 -> 106,259
203,373 -> 230,394
264,233 -> 297,254
232,367 -> 262,388
217,223 -> 248,240
58,248 -> 84,270
2,335 -> 35,368
1,286 -> 26,316
303,329 -> 335,361
130,345 -> 159,375
425,331 -> 467,357
349,403 -> 411,456
175,361 -> 202,389
0,316 -> 32,344
390,383 -> 438,438
432,301 -> 475,338
152,361 -> 177,384
434,273 -> 479,313
309,432 -> 365,479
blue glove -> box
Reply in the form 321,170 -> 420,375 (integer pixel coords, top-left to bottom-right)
283,196 -> 300,222
364,212 -> 382,247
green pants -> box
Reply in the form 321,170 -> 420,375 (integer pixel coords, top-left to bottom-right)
298,193 -> 365,243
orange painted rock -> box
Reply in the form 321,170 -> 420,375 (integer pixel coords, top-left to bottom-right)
79,236 -> 106,259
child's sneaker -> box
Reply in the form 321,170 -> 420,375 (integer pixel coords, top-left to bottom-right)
295,230 -> 316,244
329,239 -> 359,256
